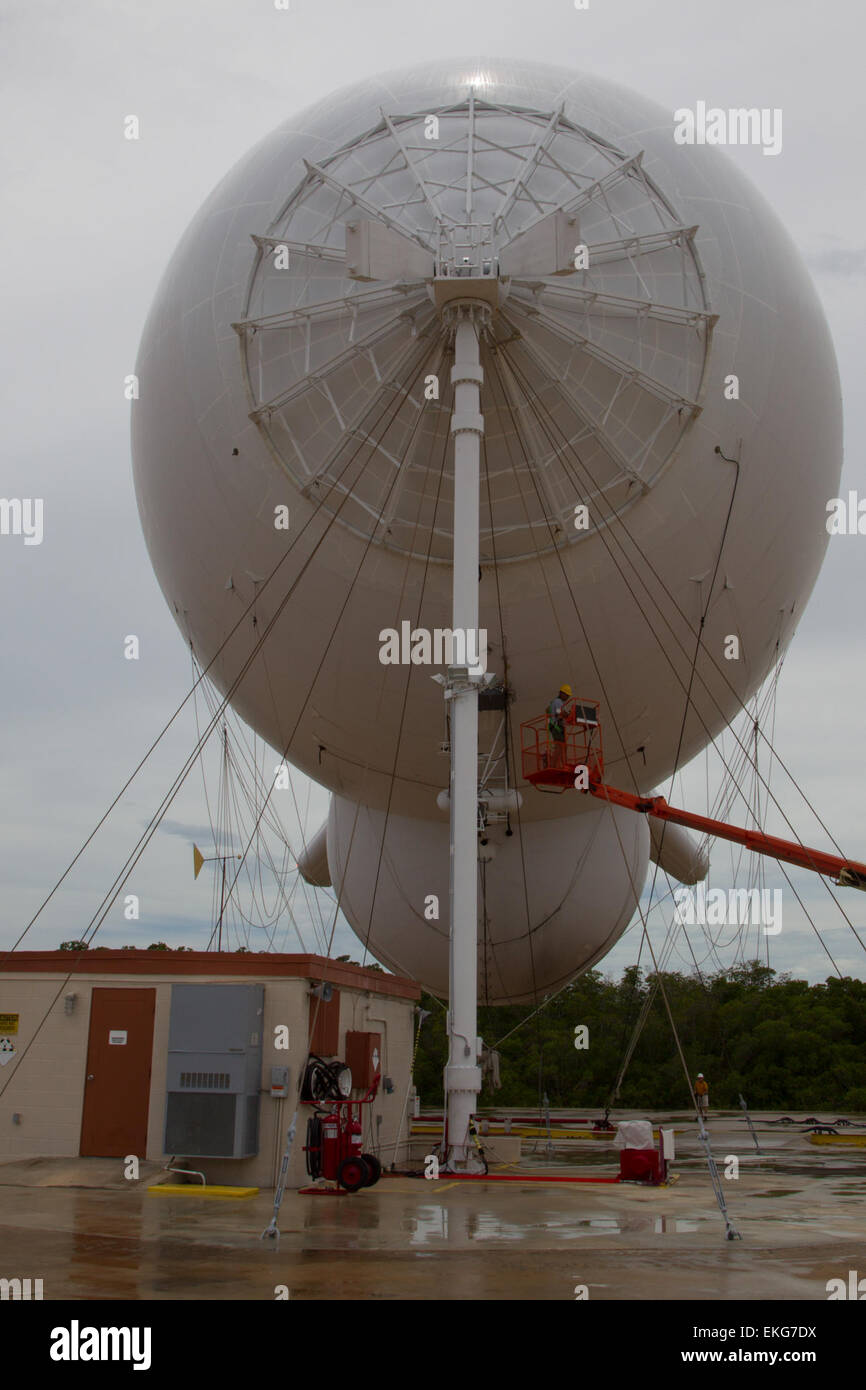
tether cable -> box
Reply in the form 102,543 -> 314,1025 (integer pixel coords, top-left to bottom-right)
4,321 -> 439,962
0,328 -> 442,1098
501,344 -> 866,958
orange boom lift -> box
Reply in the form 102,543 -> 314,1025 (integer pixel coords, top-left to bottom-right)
520,702 -> 866,891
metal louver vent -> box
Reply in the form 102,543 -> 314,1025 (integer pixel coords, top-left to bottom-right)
164,984 -> 263,1158
179,1071 -> 231,1090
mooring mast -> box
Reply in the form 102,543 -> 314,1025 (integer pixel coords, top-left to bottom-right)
440,298 -> 489,1172
430,201 -> 500,1168
338,98 -> 601,1168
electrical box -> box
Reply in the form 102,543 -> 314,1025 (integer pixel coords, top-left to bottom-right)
163,984 -> 263,1158
270,1066 -> 290,1099
344,1031 -> 381,1091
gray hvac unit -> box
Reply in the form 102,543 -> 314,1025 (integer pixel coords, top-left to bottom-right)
163,983 -> 263,1158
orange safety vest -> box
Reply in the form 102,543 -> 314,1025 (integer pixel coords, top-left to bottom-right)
695,1078 -> 708,1096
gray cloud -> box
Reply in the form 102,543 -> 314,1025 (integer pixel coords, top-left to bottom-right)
806,247 -> 866,276
157,820 -> 241,847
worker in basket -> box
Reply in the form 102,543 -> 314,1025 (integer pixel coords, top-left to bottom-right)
547,683 -> 576,768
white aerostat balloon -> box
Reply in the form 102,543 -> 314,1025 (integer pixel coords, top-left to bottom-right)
132,60 -> 841,1002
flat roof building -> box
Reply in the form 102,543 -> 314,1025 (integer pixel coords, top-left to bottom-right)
0,952 -> 421,1189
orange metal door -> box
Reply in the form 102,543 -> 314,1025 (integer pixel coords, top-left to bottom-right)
79,988 -> 155,1157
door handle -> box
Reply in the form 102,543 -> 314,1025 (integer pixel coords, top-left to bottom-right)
87,1074 -> 94,1081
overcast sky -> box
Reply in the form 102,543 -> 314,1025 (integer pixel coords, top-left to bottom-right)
1,0 -> 865,990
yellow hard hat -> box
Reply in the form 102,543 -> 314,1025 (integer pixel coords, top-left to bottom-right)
559,683 -> 572,697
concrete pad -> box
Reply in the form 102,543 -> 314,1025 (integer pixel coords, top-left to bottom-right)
0,1112 -> 862,1300
0,1156 -> 166,1189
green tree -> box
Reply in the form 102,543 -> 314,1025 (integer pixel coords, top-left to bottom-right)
412,963 -> 866,1113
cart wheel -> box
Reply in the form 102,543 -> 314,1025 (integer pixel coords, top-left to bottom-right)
304,1116 -> 322,1179
337,1156 -> 369,1193
360,1153 -> 382,1186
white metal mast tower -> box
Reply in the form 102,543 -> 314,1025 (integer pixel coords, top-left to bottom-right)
434,94 -> 500,1170
441,302 -> 487,1172
426,99 -> 569,1169
337,88 -> 585,1168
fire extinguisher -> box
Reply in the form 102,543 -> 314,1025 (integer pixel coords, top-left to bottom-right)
304,1115 -> 322,1178
320,1113 -> 340,1180
304,1111 -> 339,1179
345,1113 -> 363,1162
302,1082 -> 384,1193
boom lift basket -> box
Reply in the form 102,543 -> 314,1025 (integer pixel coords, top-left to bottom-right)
520,700 -> 604,791
520,702 -> 866,891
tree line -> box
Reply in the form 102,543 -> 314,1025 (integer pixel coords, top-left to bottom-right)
413,962 -> 866,1113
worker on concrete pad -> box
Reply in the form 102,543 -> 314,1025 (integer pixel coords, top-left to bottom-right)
695,1072 -> 709,1117
547,683 -> 575,768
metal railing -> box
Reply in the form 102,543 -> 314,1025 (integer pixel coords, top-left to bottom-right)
520,700 -> 604,789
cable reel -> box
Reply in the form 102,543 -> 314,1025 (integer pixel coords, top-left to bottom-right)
301,1054 -> 353,1103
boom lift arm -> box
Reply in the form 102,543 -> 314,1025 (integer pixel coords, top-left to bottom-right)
520,702 -> 866,890
588,780 -> 866,891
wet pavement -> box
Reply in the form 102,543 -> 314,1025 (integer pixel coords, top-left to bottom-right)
1,1113 -> 864,1300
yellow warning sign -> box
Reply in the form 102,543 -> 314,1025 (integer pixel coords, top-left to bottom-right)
0,1014 -> 18,1035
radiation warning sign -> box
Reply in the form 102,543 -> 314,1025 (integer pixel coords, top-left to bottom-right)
0,1016 -> 18,1065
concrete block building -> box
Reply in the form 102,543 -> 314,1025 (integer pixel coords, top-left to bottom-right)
0,952 -> 420,1188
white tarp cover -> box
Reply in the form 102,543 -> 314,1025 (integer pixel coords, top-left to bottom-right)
614,1120 -> 655,1150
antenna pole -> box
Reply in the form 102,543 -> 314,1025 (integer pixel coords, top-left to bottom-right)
217,856 -> 226,952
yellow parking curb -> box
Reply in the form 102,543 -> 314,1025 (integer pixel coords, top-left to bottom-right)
148,1183 -> 259,1198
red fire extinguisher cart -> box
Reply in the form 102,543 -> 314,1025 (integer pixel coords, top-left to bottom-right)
302,1074 -> 383,1193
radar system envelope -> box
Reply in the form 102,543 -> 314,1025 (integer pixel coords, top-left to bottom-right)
133,59 -> 842,1017
237,96 -> 714,562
